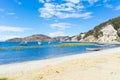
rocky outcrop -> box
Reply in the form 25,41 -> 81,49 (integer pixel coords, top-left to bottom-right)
82,24 -> 118,42
71,36 -> 78,42
54,36 -> 71,41
71,16 -> 120,43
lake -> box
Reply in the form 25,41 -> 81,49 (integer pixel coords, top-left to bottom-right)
0,41 -> 119,64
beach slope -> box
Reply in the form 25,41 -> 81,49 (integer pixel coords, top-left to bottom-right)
0,47 -> 120,80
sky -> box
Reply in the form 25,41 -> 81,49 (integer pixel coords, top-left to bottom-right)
0,0 -> 120,41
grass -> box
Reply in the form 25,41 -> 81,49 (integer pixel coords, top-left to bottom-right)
0,77 -> 15,80
29,46 -> 42,49
56,71 -> 60,73
0,47 -> 6,51
6,42 -> 98,50
58,43 -> 96,47
11,46 -> 25,50
11,46 -> 43,50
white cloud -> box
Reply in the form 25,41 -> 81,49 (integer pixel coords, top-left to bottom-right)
49,22 -> 72,37
105,4 -> 113,8
18,2 -> 22,5
50,23 -> 71,30
39,0 -> 51,3
66,0 -> 80,4
0,35 -> 20,41
0,26 -> 29,32
38,0 -> 92,19
7,12 -> 15,15
115,5 -> 120,11
49,31 -> 65,37
38,0 -> 111,19
39,0 -> 45,3
87,0 -> 99,5
0,8 -> 5,12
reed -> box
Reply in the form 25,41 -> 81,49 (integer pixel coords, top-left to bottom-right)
29,46 -> 42,49
58,43 -> 96,47
11,46 -> 25,50
0,47 -> 6,51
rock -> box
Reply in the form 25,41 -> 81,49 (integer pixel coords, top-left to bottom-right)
53,36 -> 71,41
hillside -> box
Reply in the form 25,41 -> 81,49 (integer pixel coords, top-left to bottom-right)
6,34 -> 54,42
6,16 -> 120,43
6,34 -> 71,42
74,16 -> 120,43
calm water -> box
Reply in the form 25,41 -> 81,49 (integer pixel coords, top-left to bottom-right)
0,42 -> 120,65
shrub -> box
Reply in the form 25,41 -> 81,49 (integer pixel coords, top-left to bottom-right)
83,30 -> 94,38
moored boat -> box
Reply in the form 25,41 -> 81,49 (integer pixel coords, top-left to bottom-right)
86,48 -> 101,51
20,41 -> 28,46
38,42 -> 41,45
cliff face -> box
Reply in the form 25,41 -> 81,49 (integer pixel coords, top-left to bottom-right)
82,24 -> 118,42
72,16 -> 120,43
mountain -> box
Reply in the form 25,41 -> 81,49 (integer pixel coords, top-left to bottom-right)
6,34 -> 54,42
6,38 -> 23,42
72,16 -> 120,43
53,36 -> 71,41
6,16 -> 120,43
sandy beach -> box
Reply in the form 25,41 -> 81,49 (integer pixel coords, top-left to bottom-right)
0,47 -> 120,80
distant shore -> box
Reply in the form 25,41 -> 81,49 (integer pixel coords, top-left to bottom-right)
0,47 -> 120,80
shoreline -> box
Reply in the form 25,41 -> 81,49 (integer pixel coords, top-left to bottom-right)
0,47 -> 120,80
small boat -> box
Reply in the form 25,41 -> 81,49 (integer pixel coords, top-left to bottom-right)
38,42 -> 41,45
48,41 -> 51,44
86,48 -> 101,51
20,41 -> 28,46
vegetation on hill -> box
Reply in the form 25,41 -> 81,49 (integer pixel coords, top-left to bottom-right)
77,33 -> 82,40
83,16 -> 120,39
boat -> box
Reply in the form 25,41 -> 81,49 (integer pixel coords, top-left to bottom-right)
48,41 -> 51,44
20,41 -> 28,46
38,42 -> 41,45
86,48 -> 101,51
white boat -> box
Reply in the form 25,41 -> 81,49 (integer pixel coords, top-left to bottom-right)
86,48 -> 101,51
48,41 -> 51,44
20,41 -> 28,45
38,42 -> 41,45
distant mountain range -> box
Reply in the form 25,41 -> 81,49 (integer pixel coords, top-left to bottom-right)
6,34 -> 53,42
6,16 -> 120,43
6,34 -> 71,42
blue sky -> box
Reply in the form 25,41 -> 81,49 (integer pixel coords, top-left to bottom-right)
0,0 -> 120,41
